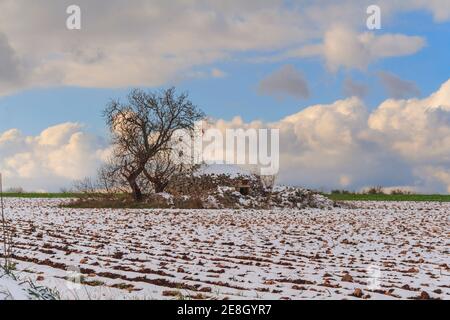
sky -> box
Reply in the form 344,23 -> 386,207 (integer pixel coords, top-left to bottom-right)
0,0 -> 450,193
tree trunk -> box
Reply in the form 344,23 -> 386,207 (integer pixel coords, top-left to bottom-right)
154,182 -> 166,194
128,177 -> 143,202
131,182 -> 143,202
143,169 -> 168,194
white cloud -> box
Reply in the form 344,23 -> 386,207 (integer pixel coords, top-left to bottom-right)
0,0 -> 312,95
0,1 -> 444,95
254,25 -> 425,71
0,123 -> 110,191
368,79 -> 450,163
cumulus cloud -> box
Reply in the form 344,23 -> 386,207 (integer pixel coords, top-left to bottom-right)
368,79 -> 450,162
377,71 -> 420,99
257,65 -> 310,100
211,78 -> 450,193
0,123 -> 110,191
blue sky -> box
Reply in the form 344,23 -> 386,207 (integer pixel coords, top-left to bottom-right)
1,1 -> 450,192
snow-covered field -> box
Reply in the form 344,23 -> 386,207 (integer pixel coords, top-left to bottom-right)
1,198 -> 449,300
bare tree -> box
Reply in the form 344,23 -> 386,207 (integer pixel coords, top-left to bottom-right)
103,88 -> 204,201
73,177 -> 96,194
97,162 -> 125,194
